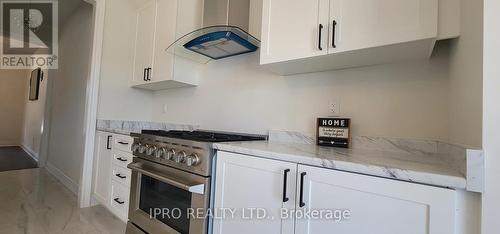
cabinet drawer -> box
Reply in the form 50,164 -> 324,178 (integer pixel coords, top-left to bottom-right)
113,134 -> 133,153
110,180 -> 130,221
112,150 -> 133,168
111,164 -> 132,187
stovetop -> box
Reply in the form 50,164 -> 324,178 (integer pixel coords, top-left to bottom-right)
141,130 -> 267,142
132,130 -> 267,176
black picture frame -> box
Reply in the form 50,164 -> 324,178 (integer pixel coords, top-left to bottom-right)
29,68 -> 43,101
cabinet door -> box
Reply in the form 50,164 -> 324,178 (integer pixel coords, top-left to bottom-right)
295,165 -> 455,234
260,0 -> 330,64
213,151 -> 296,234
151,0 -> 177,82
93,131 -> 113,205
132,0 -> 157,84
328,0 -> 438,53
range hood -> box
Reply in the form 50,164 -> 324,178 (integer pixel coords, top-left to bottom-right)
165,0 -> 260,64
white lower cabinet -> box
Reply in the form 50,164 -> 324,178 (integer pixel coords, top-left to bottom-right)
110,180 -> 131,221
214,151 -> 456,234
93,131 -> 113,205
213,151 -> 297,234
92,131 -> 134,222
296,165 -> 456,234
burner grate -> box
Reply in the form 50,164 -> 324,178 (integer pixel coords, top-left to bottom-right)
140,130 -> 267,142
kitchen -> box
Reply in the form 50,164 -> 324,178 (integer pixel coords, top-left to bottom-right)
90,0 -> 484,233
1,0 -> 498,233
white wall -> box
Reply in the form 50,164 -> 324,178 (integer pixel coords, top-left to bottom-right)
447,1 -> 484,233
448,0 -> 483,148
46,2 -> 93,185
22,68 -> 48,158
481,0 -> 500,232
96,0 -> 153,121
151,46 -> 450,140
0,69 -> 28,146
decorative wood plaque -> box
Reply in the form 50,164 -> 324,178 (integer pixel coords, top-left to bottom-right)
317,118 -> 351,148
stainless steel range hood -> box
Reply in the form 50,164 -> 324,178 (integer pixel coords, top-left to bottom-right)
166,0 -> 260,64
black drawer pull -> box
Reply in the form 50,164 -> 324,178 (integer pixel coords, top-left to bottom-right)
332,20 -> 337,48
115,174 -> 126,179
113,198 -> 125,204
143,68 -> 147,81
299,172 -> 306,207
318,24 -> 323,50
116,157 -> 128,162
106,136 -> 112,150
282,169 -> 290,202
146,68 -> 152,81
117,141 -> 129,145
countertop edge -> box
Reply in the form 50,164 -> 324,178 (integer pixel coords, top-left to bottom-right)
213,143 -> 467,190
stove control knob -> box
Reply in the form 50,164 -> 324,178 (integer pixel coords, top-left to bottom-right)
146,145 -> 157,156
175,151 -> 187,163
155,147 -> 166,158
131,143 -> 140,153
166,149 -> 176,160
186,153 -> 200,166
139,144 -> 147,154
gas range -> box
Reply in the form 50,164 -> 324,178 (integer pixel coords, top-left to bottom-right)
130,130 -> 267,176
127,130 -> 267,234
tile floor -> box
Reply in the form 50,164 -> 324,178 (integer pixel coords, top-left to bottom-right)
0,168 -> 126,234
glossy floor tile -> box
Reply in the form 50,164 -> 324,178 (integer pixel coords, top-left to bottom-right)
0,168 -> 126,234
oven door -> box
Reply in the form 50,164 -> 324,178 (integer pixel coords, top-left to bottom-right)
127,158 -> 210,234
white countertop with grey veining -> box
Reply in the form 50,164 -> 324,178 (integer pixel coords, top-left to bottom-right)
213,139 -> 467,189
96,119 -> 198,135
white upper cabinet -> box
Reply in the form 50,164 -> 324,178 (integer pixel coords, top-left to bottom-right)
150,0 -> 177,83
328,0 -> 437,53
260,0 -> 452,75
131,0 -> 201,90
260,0 -> 330,64
132,0 -> 156,85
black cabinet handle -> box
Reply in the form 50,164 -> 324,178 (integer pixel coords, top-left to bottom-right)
117,141 -> 129,145
282,169 -> 290,202
318,24 -> 323,51
113,198 -> 125,204
106,136 -> 112,150
116,157 -> 128,162
115,174 -> 126,179
332,20 -> 337,48
146,68 -> 152,81
299,172 -> 306,207
143,68 -> 147,81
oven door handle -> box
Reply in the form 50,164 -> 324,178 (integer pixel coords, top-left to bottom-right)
128,162 -> 205,195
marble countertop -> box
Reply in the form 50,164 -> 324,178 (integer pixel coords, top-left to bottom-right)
95,122 -> 469,189
96,119 -> 198,135
213,141 -> 467,189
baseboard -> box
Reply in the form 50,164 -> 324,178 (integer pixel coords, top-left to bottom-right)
20,145 -> 39,163
46,163 -> 79,195
0,141 -> 19,147
90,195 -> 100,207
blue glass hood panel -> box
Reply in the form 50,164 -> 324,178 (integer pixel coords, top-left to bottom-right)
183,31 -> 258,60
165,26 -> 261,64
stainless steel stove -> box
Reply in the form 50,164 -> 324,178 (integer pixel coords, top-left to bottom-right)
126,130 -> 266,234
